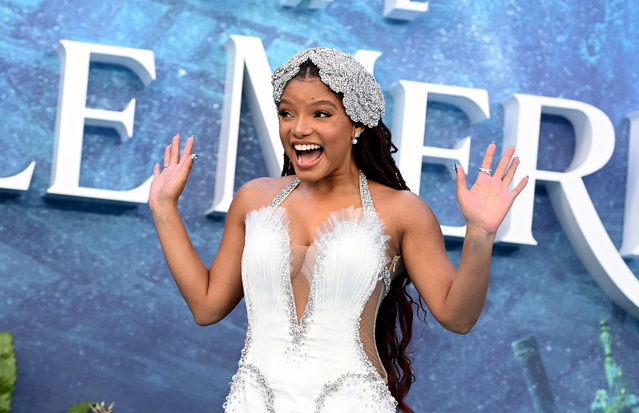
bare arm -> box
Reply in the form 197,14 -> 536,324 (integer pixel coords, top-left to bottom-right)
149,135 -> 244,325
400,144 -> 527,333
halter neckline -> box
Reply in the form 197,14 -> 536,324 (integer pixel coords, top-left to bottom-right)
268,170 -> 377,221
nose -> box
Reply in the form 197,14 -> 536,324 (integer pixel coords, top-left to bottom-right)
292,115 -> 312,138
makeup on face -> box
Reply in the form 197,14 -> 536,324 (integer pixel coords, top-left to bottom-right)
278,77 -> 356,175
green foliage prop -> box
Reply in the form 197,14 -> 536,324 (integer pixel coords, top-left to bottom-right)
65,402 -> 95,413
0,332 -> 17,413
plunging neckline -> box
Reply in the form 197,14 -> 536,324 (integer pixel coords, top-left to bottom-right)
275,205 -> 368,326
244,171 -> 396,333
269,172 -> 373,327
239,170 -> 398,389
270,171 -> 394,329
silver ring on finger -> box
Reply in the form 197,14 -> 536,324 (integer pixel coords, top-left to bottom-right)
478,167 -> 492,175
163,164 -> 170,168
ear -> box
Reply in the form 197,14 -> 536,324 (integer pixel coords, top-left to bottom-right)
352,125 -> 365,136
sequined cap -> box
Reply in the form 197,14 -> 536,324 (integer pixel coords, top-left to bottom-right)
272,47 -> 385,128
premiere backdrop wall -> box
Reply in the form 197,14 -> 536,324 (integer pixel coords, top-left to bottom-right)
1,0 -> 638,412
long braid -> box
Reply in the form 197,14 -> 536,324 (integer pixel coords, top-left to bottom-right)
354,121 -> 423,413
281,118 -> 425,412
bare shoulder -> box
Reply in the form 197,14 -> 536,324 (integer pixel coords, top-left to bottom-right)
367,181 -> 441,238
230,175 -> 298,217
368,181 -> 433,214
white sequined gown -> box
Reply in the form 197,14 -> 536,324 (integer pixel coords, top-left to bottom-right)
224,171 -> 398,412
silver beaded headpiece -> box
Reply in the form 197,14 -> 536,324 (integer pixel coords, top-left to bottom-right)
272,47 -> 385,128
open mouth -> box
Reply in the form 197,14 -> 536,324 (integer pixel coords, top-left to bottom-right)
293,143 -> 324,166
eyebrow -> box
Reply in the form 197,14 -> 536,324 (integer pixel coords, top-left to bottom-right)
310,99 -> 339,109
279,98 -> 339,110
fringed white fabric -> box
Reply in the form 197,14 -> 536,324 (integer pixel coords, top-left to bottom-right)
298,205 -> 367,288
226,172 -> 398,412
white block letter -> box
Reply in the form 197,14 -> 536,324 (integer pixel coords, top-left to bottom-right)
620,111 -> 639,257
500,93 -> 639,319
47,40 -> 156,204
353,50 -> 382,75
208,36 -> 381,215
390,81 -> 489,238
0,161 -> 35,193
207,35 -> 282,216
384,0 -> 428,21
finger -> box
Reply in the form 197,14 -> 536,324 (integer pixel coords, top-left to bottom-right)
180,135 -> 195,163
179,137 -> 197,180
163,144 -> 171,167
502,156 -> 520,186
480,142 -> 497,171
170,134 -> 180,164
456,163 -> 468,194
153,162 -> 160,178
510,176 -> 529,198
494,145 -> 515,179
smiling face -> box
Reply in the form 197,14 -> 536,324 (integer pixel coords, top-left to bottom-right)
278,77 -> 364,182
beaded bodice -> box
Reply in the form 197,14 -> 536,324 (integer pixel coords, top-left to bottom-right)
224,171 -> 397,413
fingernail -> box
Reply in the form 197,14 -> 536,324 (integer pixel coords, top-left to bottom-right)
491,140 -> 496,145
191,153 -> 199,161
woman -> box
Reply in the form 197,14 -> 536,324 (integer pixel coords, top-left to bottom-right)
149,47 -> 527,412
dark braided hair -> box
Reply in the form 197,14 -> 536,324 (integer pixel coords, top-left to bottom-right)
279,61 -> 426,412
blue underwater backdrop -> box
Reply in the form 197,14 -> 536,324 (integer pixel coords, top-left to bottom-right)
0,0 -> 638,411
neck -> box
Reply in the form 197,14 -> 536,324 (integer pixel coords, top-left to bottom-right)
297,165 -> 360,196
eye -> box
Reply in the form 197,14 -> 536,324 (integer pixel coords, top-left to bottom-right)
315,111 -> 331,118
278,109 -> 292,118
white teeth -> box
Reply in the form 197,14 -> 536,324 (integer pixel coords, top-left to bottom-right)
293,143 -> 322,151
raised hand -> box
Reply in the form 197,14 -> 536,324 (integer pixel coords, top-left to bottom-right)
455,142 -> 528,235
149,134 -> 197,211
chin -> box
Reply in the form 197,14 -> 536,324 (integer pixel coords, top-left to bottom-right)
293,168 -> 322,181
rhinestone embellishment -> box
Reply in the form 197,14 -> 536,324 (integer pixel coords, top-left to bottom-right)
314,372 -> 397,412
228,171 -> 399,410
272,47 -> 385,128
224,364 -> 275,412
269,177 -> 300,208
359,171 -> 392,297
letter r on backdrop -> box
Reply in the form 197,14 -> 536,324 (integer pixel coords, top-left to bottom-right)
499,93 -> 639,319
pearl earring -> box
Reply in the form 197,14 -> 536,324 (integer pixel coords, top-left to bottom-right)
352,131 -> 361,145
